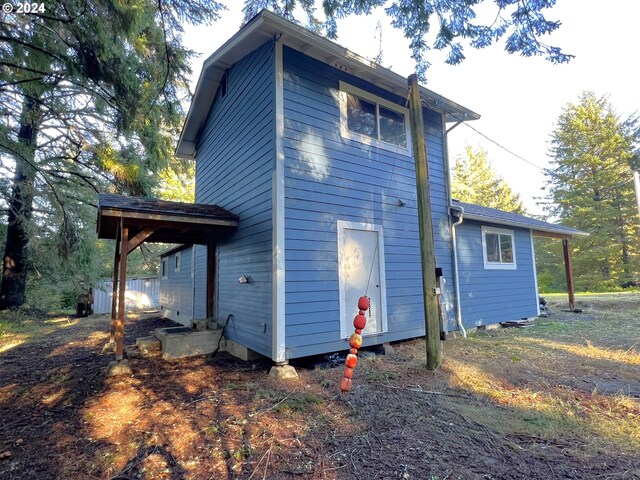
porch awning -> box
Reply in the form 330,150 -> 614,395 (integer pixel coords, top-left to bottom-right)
96,193 -> 239,244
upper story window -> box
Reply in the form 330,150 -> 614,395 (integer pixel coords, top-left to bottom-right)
339,81 -> 410,154
482,226 -> 517,270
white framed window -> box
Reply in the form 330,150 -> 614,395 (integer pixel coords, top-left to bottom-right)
338,81 -> 411,154
161,257 -> 168,279
482,226 -> 517,270
174,251 -> 182,272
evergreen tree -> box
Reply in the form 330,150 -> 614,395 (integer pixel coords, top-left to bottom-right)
242,0 -> 572,81
452,145 -> 526,213
0,0 -> 223,309
0,0 -> 572,310
545,92 -> 640,290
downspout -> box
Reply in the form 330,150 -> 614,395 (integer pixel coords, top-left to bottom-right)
450,206 -> 466,337
443,118 -> 466,337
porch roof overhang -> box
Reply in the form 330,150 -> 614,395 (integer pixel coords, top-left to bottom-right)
176,9 -> 480,159
451,201 -> 588,239
96,193 -> 239,245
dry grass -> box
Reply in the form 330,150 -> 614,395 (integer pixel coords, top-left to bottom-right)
1,295 -> 639,479
0,310 -> 80,354
438,293 -> 640,457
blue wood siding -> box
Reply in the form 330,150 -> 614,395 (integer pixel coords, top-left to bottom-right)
455,221 -> 537,326
282,46 -> 453,359
194,40 -> 275,357
159,247 -> 194,326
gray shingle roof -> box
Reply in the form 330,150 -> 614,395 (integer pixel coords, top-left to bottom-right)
452,200 -> 588,237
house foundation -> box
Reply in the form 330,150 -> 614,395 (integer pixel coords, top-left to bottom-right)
268,363 -> 299,380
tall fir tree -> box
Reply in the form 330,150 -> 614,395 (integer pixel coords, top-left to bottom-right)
242,0 -> 572,81
0,0 -> 223,309
545,92 -> 640,290
451,145 -> 526,213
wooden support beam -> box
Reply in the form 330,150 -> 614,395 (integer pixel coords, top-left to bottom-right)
126,228 -> 155,254
109,223 -> 121,343
115,221 -> 129,361
206,243 -> 216,319
562,239 -> 576,311
531,230 -> 572,240
408,74 -> 442,370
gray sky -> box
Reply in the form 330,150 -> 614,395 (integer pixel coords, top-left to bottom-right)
183,0 -> 640,216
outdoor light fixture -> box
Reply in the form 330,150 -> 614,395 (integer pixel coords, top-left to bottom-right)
238,275 -> 250,284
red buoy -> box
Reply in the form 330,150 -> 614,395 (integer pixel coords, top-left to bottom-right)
345,353 -> 358,369
353,314 -> 366,330
340,377 -> 352,392
340,296 -> 370,393
349,333 -> 362,349
358,296 -> 370,311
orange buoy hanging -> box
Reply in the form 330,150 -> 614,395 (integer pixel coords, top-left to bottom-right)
340,296 -> 370,392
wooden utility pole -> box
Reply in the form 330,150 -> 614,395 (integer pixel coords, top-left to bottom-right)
407,74 -> 442,370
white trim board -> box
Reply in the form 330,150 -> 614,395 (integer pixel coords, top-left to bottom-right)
272,39 -> 287,363
337,81 -> 412,156
481,225 -> 517,270
337,220 -> 388,340
530,231 -> 541,316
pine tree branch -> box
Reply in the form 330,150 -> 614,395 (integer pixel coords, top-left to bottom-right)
0,77 -> 45,89
0,34 -> 66,62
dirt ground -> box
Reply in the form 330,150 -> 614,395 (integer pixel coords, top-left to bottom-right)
0,295 -> 639,479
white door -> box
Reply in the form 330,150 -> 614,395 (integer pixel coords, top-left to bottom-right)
337,221 -> 387,338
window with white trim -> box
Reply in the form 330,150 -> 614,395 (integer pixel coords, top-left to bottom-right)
161,257 -> 168,279
174,251 -> 182,272
481,226 -> 517,270
339,81 -> 410,153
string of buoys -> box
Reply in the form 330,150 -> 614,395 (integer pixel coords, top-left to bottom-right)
340,295 -> 370,392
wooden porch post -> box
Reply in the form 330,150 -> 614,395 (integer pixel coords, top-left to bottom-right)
109,224 -> 121,343
115,222 -> 128,361
206,243 -> 216,319
562,239 -> 576,311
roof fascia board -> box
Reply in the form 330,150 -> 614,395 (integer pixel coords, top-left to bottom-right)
159,244 -> 191,258
100,209 -> 239,227
176,15 -> 274,158
176,10 -> 479,157
258,11 -> 480,121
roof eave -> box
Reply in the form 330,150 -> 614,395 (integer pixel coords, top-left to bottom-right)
176,10 -> 479,158
462,212 -> 588,238
176,14 -> 276,158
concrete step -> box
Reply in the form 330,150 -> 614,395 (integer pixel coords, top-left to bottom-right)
135,335 -> 161,355
154,326 -> 223,360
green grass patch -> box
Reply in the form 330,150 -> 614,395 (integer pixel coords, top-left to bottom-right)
366,370 -> 399,383
275,392 -> 323,413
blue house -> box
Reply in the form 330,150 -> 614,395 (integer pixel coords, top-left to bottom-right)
159,10 -> 584,364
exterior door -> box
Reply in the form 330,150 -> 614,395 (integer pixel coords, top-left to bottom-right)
337,221 -> 387,338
